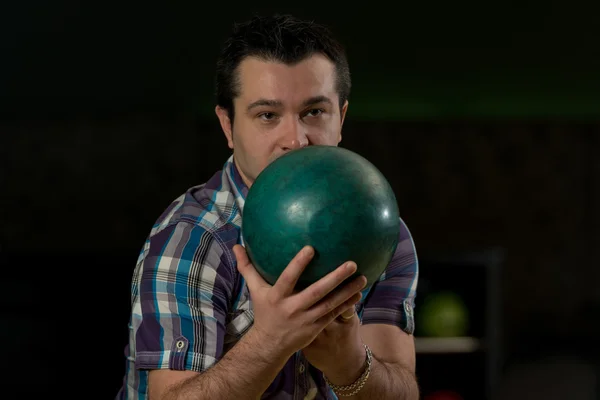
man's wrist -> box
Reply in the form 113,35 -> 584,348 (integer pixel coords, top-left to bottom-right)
244,325 -> 295,366
321,342 -> 368,386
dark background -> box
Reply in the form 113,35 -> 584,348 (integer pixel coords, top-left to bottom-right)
2,1 -> 599,398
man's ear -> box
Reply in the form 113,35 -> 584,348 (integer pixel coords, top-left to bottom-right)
215,106 -> 234,149
338,100 -> 349,144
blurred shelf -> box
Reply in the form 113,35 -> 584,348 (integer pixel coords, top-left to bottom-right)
415,337 -> 482,354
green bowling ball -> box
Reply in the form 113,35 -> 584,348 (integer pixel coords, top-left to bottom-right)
242,145 -> 400,290
417,291 -> 470,337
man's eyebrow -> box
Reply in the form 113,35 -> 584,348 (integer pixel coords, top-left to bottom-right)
247,99 -> 283,112
246,96 -> 333,112
303,95 -> 333,107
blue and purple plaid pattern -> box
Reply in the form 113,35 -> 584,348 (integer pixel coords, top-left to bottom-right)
116,155 -> 419,399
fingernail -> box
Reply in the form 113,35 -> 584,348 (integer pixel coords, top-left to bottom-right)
346,262 -> 357,272
303,246 -> 314,257
359,276 -> 367,288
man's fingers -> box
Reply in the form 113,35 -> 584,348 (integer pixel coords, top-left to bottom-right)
306,275 -> 366,322
314,291 -> 363,326
271,246 -> 315,299
233,244 -> 267,292
339,306 -> 356,321
295,261 -> 359,309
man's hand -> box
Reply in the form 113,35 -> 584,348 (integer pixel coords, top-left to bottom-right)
301,305 -> 368,386
302,296 -> 420,400
232,244 -> 367,360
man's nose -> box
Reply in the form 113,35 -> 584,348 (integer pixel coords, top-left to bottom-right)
278,117 -> 308,151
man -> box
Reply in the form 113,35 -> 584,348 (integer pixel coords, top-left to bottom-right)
117,14 -> 419,400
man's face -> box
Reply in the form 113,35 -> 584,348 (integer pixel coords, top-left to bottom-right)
216,54 -> 348,188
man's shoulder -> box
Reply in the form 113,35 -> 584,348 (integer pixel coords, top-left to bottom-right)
134,167 -> 244,274
151,168 -> 243,238
133,169 -> 244,288
371,217 -> 419,283
394,217 -> 418,271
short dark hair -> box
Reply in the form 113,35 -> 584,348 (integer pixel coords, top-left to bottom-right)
215,14 -> 351,122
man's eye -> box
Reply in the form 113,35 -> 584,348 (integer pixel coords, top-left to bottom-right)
259,112 -> 276,120
306,109 -> 324,117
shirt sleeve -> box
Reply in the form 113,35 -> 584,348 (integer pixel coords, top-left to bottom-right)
359,218 -> 419,335
130,221 -> 235,372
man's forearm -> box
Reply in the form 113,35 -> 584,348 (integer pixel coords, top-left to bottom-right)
355,356 -> 419,400
328,355 -> 419,400
163,328 -> 290,400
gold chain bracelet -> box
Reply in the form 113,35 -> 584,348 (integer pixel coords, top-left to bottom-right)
323,344 -> 373,397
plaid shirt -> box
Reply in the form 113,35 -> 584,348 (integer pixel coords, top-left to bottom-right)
117,155 -> 419,400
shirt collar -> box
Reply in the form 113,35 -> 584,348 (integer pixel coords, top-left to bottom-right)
223,154 -> 249,213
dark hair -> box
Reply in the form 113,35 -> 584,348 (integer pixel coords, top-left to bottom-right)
215,14 -> 351,122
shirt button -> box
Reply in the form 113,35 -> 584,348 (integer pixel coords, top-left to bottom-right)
298,364 -> 305,373
176,340 -> 185,350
